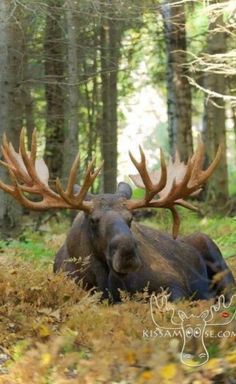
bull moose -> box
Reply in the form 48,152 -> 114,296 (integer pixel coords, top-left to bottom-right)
0,129 -> 234,302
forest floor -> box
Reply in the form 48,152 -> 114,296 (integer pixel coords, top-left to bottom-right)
0,209 -> 236,384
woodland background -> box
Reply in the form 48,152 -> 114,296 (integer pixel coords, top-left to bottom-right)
0,0 -> 236,236
0,1 -> 236,383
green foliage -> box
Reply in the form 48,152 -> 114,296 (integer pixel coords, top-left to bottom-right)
142,209 -> 236,259
132,187 -> 145,199
12,340 -> 31,362
229,169 -> 236,196
0,237 -> 54,263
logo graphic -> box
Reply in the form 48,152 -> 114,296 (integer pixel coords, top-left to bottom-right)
150,294 -> 236,367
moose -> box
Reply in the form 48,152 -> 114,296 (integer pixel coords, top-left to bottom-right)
0,129 -> 234,302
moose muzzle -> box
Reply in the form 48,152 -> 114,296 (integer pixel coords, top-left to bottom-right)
107,235 -> 141,274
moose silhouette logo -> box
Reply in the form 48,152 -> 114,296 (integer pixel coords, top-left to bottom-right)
150,294 -> 236,366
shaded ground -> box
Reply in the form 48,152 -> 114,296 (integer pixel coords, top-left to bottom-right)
0,212 -> 235,383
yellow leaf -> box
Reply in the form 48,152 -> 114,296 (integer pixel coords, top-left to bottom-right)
41,353 -> 52,366
226,353 -> 236,365
38,324 -> 51,338
205,358 -> 221,369
125,350 -> 136,365
140,370 -> 153,380
160,363 -> 177,380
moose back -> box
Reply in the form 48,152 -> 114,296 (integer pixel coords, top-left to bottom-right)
0,129 -> 234,301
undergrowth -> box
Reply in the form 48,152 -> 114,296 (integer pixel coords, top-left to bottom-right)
0,210 -> 235,383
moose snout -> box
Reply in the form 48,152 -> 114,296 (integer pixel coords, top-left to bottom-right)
107,235 -> 141,274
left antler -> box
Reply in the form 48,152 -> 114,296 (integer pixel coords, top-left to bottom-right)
126,140 -> 222,238
0,128 -> 102,212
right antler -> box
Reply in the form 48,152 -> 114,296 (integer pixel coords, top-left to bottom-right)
0,129 -> 102,212
127,140 -> 222,238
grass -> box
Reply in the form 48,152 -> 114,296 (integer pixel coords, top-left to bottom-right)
142,208 -> 236,259
0,210 -> 235,383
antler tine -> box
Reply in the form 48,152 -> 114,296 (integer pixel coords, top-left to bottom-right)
169,207 -> 180,239
157,155 -> 194,206
0,129 -> 102,212
56,158 -> 103,211
126,139 -> 222,238
129,146 -> 167,202
75,158 -> 103,202
18,128 -> 57,197
0,159 -> 14,172
175,199 -> 199,211
19,127 -> 34,179
0,178 -> 14,194
1,135 -> 15,169
0,167 -> 33,208
65,153 -> 80,195
200,144 -> 222,183
129,146 -> 153,191
191,138 -> 205,172
155,148 -> 167,193
1,134 -> 30,184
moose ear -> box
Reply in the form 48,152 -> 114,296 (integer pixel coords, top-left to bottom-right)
116,182 -> 132,199
73,184 -> 94,201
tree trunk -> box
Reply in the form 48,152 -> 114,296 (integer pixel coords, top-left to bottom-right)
100,7 -> 121,193
22,18 -> 35,143
202,13 -> 228,206
232,107 -> 236,150
44,0 -> 65,181
62,0 -> 79,185
0,2 -> 24,237
228,77 -> 236,151
161,0 -> 193,160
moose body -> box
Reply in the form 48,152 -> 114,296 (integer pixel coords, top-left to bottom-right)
0,129 -> 234,302
54,188 -> 235,302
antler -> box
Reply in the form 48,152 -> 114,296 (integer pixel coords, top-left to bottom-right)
0,128 -> 102,212
126,140 -> 222,238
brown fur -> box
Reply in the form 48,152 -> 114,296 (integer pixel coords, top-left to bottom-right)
54,193 -> 235,302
